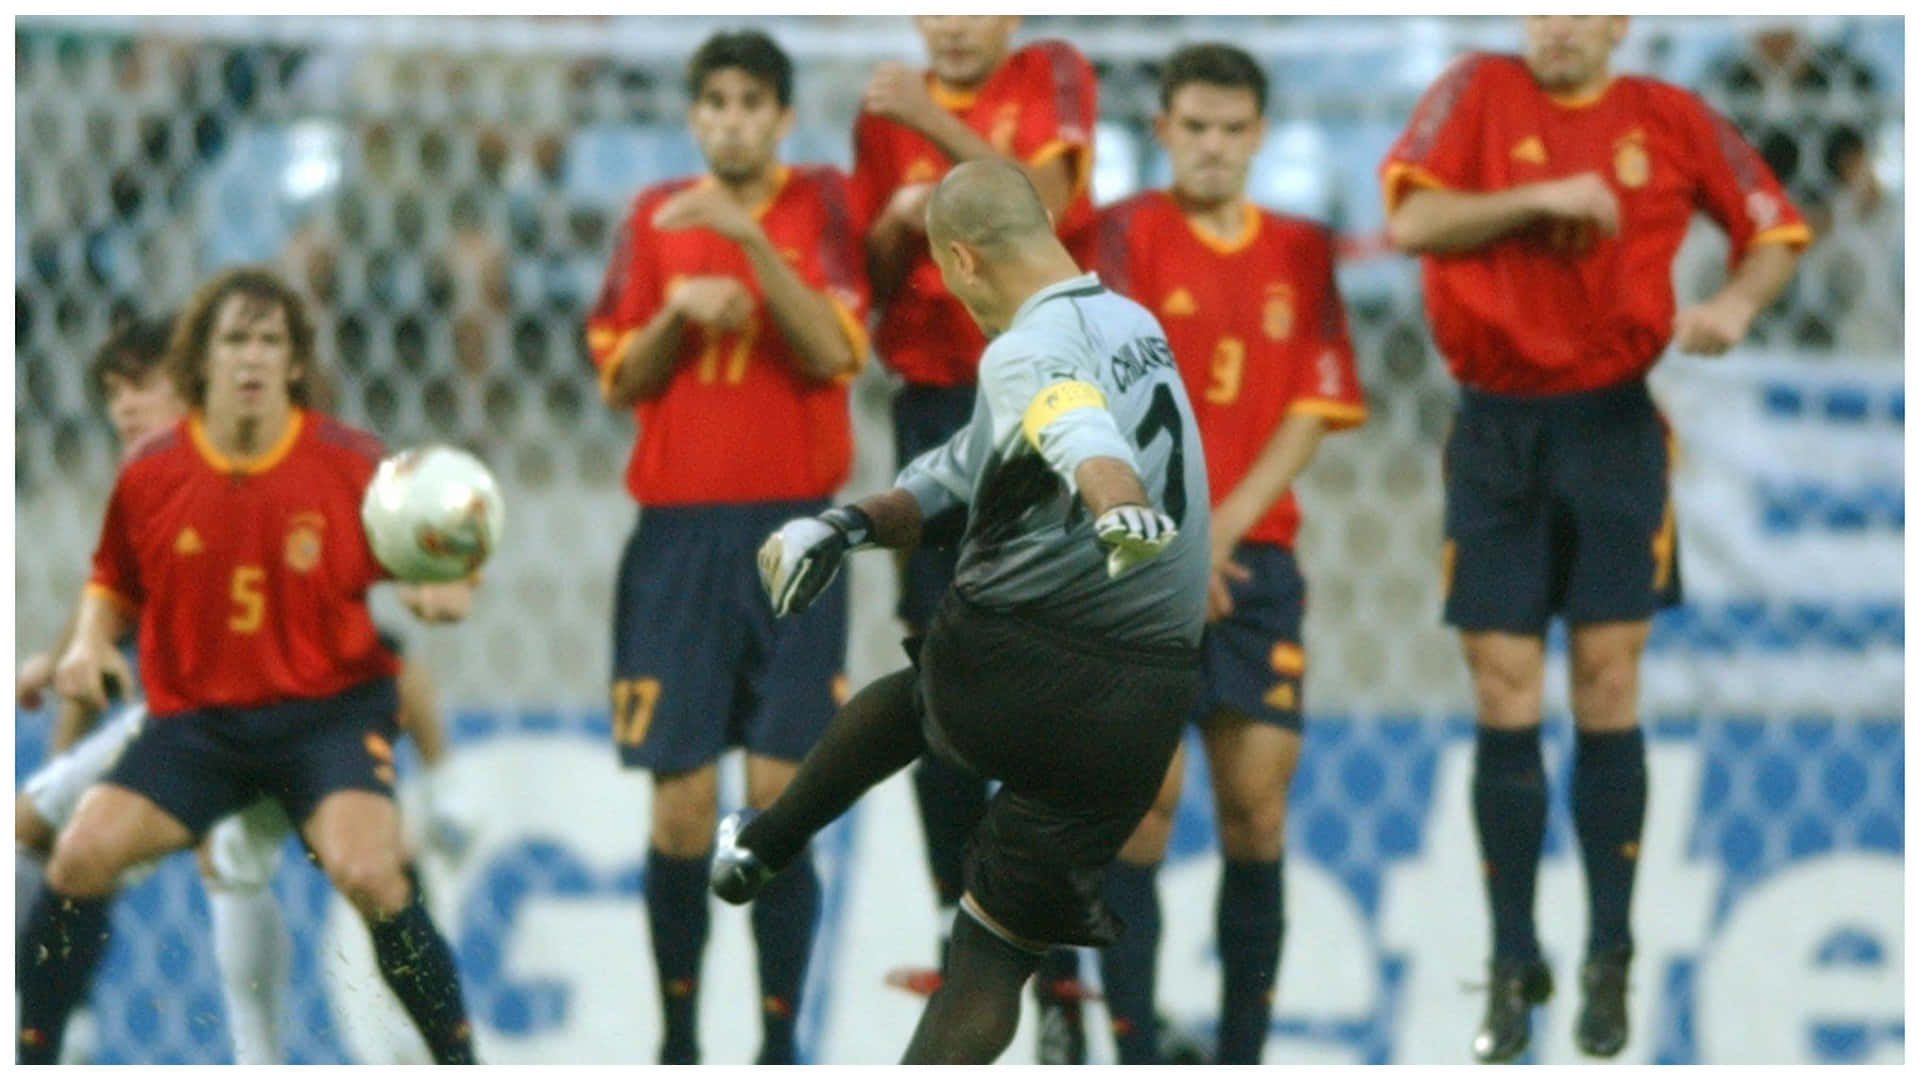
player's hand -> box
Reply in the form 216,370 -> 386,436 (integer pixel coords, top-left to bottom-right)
668,276 -> 754,334
1095,505 -> 1179,579
53,636 -> 132,713
402,581 -> 475,623
758,506 -> 874,617
1533,172 -> 1621,235
1206,557 -> 1253,622
652,186 -> 762,246
882,182 -> 936,234
863,61 -> 939,130
1672,294 -> 1758,356
17,651 -> 55,710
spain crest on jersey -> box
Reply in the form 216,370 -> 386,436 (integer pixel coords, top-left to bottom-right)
1262,283 -> 1295,341
1613,130 -> 1650,189
284,511 -> 325,573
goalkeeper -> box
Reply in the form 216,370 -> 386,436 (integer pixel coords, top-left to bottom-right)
710,159 -> 1209,1064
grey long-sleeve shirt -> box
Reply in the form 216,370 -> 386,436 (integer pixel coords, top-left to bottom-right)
897,272 -> 1209,649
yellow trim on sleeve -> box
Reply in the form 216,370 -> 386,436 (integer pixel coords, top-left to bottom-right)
827,297 -> 870,383
1747,223 -> 1813,252
1380,161 -> 1448,216
1028,138 -> 1092,202
596,328 -> 640,404
85,581 -> 136,613
1289,398 -> 1368,430
1020,379 -> 1107,450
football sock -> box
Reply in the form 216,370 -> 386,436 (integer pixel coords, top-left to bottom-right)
1573,727 -> 1646,957
368,889 -> 474,1064
751,850 -> 820,1065
209,885 -> 291,1065
1034,945 -> 1080,996
1097,860 -> 1162,1064
1215,856 -> 1284,1064
901,908 -> 1041,1063
1473,725 -> 1548,964
912,753 -> 988,909
645,848 -> 711,1064
16,849 -> 45,938
739,668 -> 924,871
16,889 -> 111,1065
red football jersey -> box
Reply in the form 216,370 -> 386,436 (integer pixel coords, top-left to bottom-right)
586,165 -> 869,505
1380,53 -> 1810,396
852,39 -> 1097,387
1096,191 -> 1366,549
87,410 -> 400,715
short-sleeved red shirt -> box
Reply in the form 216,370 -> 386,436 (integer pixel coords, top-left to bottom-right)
87,409 -> 400,715
587,165 -> 869,505
1096,191 -> 1367,548
1380,53 -> 1810,396
852,40 -> 1098,387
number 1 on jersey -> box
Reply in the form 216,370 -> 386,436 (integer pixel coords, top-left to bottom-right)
1132,384 -> 1188,522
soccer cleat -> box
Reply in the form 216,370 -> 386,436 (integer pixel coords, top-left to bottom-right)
1033,978 -> 1089,1065
1574,948 -> 1631,1058
1471,958 -> 1554,1064
710,810 -> 774,905
883,966 -> 944,997
1157,1014 -> 1211,1066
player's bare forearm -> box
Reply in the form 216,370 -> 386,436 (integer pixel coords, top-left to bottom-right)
602,308 -> 689,409
850,488 -> 926,550
1074,456 -> 1153,519
49,698 -> 100,754
396,659 -> 445,767
71,589 -> 133,653
1388,185 -> 1550,254
740,232 -> 858,381
865,215 -> 921,307
1216,411 -> 1329,547
1715,241 -> 1800,322
908,111 -> 1074,217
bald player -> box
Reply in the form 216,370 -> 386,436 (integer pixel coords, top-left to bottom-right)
704,160 -> 1208,1063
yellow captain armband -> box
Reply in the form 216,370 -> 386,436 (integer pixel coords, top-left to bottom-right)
1020,379 -> 1107,450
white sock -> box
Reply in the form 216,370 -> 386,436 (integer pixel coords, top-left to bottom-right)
209,886 -> 291,1065
17,848 -> 46,937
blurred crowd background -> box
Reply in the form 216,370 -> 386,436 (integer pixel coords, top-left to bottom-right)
13,14 -> 1905,711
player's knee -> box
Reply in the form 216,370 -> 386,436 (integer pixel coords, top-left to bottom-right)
328,854 -> 411,919
1216,792 -> 1287,861
1571,655 -> 1640,731
650,784 -> 718,857
15,793 -> 54,853
1119,802 -> 1175,864
1469,659 -> 1543,727
44,834 -> 120,898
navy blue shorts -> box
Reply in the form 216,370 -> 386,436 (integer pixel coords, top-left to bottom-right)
1199,542 -> 1305,732
891,383 -> 977,630
611,500 -> 848,775
1443,378 -> 1682,634
102,677 -> 401,837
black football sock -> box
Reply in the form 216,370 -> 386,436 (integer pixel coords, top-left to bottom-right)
902,908 -> 1042,1063
645,848 -> 711,1063
751,850 -> 820,1064
738,668 -> 925,871
16,888 -> 111,1064
1473,726 -> 1548,964
912,753 -> 989,912
1097,860 -> 1162,1064
1573,727 -> 1646,958
16,849 -> 46,938
368,889 -> 475,1064
1215,856 -> 1284,1064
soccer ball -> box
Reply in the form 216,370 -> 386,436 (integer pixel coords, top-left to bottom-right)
360,445 -> 506,583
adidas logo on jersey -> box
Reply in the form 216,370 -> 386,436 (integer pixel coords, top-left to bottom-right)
1510,136 -> 1548,164
1161,288 -> 1196,317
173,526 -> 203,555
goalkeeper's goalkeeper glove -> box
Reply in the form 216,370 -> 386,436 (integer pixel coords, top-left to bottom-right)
758,505 -> 876,617
1094,504 -> 1178,579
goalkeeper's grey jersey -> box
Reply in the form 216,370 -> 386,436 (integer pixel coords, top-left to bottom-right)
897,272 -> 1209,649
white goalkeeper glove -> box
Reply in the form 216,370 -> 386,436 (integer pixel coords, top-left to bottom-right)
1094,504 -> 1178,579
758,505 -> 876,617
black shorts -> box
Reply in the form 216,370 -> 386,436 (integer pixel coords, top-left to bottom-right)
891,383 -> 977,630
1199,542 -> 1305,732
1443,378 -> 1682,634
611,500 -> 846,774
915,592 -> 1199,948
102,677 -> 401,837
